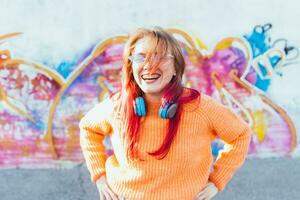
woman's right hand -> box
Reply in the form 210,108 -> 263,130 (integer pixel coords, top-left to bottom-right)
96,175 -> 122,200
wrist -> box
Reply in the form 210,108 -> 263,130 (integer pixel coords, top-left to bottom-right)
96,174 -> 106,186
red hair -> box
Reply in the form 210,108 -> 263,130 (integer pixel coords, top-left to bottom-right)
118,27 -> 199,160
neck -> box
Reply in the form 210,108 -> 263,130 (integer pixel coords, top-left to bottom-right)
144,92 -> 162,103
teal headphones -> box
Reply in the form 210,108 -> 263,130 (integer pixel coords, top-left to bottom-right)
133,97 -> 178,119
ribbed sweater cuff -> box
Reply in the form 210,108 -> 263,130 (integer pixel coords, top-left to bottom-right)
92,171 -> 106,183
208,170 -> 231,191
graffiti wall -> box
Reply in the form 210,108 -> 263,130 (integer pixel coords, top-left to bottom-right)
0,1 -> 299,168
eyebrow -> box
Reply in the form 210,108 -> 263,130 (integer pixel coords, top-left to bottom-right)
133,52 -> 146,56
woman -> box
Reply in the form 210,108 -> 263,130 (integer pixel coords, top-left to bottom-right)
79,27 -> 251,200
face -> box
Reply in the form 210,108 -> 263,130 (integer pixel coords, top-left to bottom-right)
131,37 -> 176,98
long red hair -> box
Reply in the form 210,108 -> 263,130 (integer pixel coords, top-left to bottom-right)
118,27 -> 199,160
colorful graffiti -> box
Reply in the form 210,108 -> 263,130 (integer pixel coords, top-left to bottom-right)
0,24 -> 299,168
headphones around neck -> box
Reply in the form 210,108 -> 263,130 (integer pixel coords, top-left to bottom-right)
133,96 -> 178,119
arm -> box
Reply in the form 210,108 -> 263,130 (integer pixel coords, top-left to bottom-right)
79,99 -> 113,183
206,97 -> 251,191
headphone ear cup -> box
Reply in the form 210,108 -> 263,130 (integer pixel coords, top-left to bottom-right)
135,97 -> 146,117
139,97 -> 146,116
159,105 -> 168,119
159,103 -> 178,119
166,103 -> 178,118
135,97 -> 176,118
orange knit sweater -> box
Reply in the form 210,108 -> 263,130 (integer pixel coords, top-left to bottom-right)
79,91 -> 251,200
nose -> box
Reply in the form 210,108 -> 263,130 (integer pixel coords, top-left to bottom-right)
143,62 -> 150,70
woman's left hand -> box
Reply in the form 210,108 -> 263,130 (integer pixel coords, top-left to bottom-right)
194,181 -> 218,200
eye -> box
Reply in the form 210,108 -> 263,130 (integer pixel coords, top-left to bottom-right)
128,54 -> 145,64
152,54 -> 160,63
135,54 -> 145,63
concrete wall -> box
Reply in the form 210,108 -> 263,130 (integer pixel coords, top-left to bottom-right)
0,0 -> 299,168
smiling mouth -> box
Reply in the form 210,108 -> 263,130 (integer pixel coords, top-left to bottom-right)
141,74 -> 161,80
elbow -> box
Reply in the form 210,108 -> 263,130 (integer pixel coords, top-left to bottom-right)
78,116 -> 86,130
244,125 -> 252,145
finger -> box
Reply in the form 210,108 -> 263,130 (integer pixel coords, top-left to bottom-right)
202,190 -> 217,200
195,190 -> 208,200
105,186 -> 119,200
208,190 -> 218,200
202,196 -> 211,200
99,192 -> 106,200
197,190 -> 205,195
195,193 -> 207,200
204,182 -> 214,189
99,191 -> 107,200
103,191 -> 112,200
196,195 -> 207,200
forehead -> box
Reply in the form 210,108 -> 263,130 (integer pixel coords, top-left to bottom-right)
132,36 -> 170,56
133,37 -> 151,54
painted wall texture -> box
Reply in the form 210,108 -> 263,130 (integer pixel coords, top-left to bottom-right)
0,0 -> 299,168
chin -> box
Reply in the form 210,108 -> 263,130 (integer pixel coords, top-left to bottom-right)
141,87 -> 163,94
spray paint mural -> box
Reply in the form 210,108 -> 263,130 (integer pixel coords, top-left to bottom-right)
0,24 -> 299,168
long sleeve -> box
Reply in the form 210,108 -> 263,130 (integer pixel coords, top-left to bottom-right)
79,99 -> 113,183
205,96 -> 251,191
79,90 -> 249,200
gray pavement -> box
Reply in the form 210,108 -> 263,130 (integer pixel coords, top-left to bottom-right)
0,158 -> 299,200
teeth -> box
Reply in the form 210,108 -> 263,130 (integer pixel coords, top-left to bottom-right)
142,74 -> 160,80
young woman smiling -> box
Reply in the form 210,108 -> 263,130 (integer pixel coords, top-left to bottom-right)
79,27 -> 251,200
